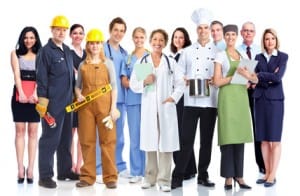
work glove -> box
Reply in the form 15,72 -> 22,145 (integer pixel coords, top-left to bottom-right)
35,97 -> 49,117
102,116 -> 113,130
110,108 -> 120,121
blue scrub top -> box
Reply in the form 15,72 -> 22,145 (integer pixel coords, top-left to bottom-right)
104,42 -> 128,104
121,52 -> 149,105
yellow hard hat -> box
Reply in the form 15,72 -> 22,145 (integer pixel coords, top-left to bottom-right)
86,28 -> 105,42
50,15 -> 70,28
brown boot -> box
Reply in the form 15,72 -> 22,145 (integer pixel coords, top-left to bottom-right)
76,180 -> 91,188
105,181 -> 117,189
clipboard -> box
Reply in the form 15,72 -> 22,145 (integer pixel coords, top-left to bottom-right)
16,80 -> 36,101
133,63 -> 154,92
231,59 -> 258,85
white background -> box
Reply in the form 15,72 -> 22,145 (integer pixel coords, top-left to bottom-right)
0,0 -> 299,195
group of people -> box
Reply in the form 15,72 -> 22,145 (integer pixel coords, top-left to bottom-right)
10,7 -> 287,193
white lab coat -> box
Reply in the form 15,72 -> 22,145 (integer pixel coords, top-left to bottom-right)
129,54 -> 185,152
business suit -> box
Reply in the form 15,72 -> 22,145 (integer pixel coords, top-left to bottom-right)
254,50 -> 288,141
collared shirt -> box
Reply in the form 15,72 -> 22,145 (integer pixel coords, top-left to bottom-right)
178,41 -> 219,108
263,49 -> 278,62
237,43 -> 261,60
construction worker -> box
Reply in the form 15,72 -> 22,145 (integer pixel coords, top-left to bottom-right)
35,15 -> 79,189
74,29 -> 119,189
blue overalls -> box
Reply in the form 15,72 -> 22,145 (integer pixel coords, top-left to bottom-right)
36,38 -> 74,179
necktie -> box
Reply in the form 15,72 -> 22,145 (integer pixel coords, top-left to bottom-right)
246,46 -> 251,59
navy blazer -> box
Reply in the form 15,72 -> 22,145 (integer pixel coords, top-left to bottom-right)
253,51 -> 288,100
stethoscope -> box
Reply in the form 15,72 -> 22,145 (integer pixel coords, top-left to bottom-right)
107,40 -> 126,61
126,49 -> 150,68
140,53 -> 173,75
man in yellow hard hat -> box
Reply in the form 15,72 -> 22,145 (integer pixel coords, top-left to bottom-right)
36,15 -> 79,189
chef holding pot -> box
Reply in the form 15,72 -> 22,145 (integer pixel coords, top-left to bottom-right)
171,8 -> 219,189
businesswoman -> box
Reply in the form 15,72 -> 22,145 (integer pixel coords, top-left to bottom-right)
238,28 -> 288,187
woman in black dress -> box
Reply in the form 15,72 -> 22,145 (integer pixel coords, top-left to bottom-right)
69,24 -> 86,174
11,26 -> 42,184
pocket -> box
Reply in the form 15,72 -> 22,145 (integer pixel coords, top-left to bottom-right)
51,57 -> 67,76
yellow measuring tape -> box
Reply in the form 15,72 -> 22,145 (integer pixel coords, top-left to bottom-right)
65,84 -> 112,113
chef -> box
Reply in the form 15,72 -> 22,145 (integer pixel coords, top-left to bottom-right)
171,8 -> 219,189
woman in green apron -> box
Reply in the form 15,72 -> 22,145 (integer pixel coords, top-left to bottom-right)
213,24 -> 253,190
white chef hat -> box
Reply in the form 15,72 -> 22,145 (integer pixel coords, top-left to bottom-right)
191,8 -> 213,26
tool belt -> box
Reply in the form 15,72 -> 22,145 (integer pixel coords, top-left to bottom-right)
65,84 -> 112,113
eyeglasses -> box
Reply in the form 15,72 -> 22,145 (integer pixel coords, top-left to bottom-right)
243,29 -> 255,33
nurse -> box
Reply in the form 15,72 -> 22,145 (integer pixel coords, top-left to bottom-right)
120,27 -> 149,183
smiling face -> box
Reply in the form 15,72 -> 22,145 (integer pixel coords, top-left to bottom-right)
23,31 -> 36,50
150,31 -> 166,54
132,30 -> 146,49
173,30 -> 185,51
109,23 -> 126,44
211,23 -> 223,42
87,41 -> 102,55
197,24 -> 210,42
224,31 -> 238,47
263,32 -> 277,53
70,26 -> 84,46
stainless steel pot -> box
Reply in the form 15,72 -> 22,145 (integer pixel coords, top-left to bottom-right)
189,79 -> 210,97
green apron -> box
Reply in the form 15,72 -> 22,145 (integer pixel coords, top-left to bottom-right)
217,51 -> 253,146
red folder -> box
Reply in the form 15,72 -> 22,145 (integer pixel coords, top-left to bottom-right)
16,81 -> 36,102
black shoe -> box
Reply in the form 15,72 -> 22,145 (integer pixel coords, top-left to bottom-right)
18,177 -> 25,184
26,168 -> 33,184
224,184 -> 232,190
198,179 -> 215,187
183,174 -> 196,180
17,166 -> 25,184
264,179 -> 276,187
233,177 -> 251,189
27,178 -> 33,184
39,178 -> 57,188
171,179 -> 183,189
57,172 -> 79,181
256,178 -> 266,184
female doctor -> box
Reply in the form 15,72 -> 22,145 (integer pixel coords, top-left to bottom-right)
130,29 -> 185,192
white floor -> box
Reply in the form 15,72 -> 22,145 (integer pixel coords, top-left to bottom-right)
1,116 -> 297,196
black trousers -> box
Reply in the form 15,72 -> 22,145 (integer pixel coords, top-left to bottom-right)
38,111 -> 73,179
220,144 -> 244,178
248,88 -> 265,173
173,97 -> 197,177
172,106 -> 217,181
